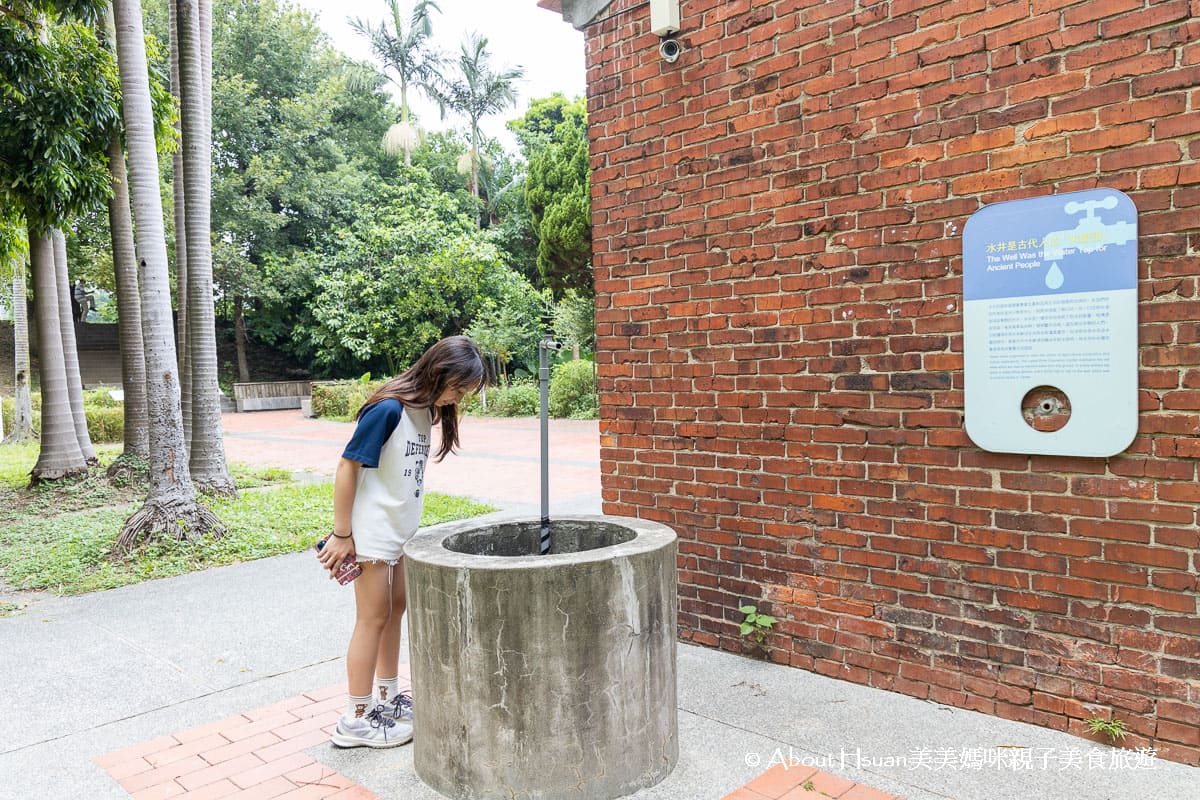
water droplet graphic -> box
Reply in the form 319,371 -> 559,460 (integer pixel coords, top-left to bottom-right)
1045,262 -> 1064,289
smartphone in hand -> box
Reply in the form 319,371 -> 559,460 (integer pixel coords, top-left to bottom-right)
315,534 -> 363,585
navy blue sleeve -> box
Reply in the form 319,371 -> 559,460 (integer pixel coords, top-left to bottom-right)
341,399 -> 403,468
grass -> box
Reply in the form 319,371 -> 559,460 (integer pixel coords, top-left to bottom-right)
0,443 -> 291,526
0,443 -> 495,596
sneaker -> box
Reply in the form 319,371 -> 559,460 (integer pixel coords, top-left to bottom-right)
383,690 -> 414,722
331,705 -> 413,748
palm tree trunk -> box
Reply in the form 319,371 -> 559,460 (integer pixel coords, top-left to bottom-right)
28,230 -> 87,481
168,0 -> 190,447
52,228 -> 97,463
175,0 -> 235,496
107,131 -> 149,460
111,0 -> 224,553
4,266 -> 36,443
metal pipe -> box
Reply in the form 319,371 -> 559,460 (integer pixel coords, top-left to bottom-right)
538,336 -> 555,554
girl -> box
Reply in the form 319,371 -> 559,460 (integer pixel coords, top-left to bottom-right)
316,335 -> 486,748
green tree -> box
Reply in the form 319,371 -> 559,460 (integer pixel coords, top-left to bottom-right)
466,270 -> 547,383
207,0 -> 394,381
0,14 -> 120,480
350,0 -> 442,166
523,101 -> 592,297
304,177 -> 508,375
431,33 -> 523,219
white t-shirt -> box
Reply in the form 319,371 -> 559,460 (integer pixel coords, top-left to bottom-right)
341,399 -> 432,562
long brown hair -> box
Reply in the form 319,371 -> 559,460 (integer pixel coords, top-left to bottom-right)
357,336 -> 487,461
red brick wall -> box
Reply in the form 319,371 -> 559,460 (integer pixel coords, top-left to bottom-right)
582,0 -> 1200,764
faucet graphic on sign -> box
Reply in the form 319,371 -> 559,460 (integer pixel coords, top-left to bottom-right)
1040,195 -> 1137,290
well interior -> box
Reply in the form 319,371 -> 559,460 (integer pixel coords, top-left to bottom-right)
441,520 -> 636,557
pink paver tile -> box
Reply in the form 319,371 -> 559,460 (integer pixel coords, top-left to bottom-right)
744,763 -> 817,797
722,789 -> 774,800
243,695 -> 314,721
226,775 -> 300,800
229,752 -> 315,790
145,735 -> 231,767
805,769 -> 858,798
290,697 -> 345,722
284,762 -> 355,791
175,716 -> 247,743
97,687 -> 383,800
276,710 -> 341,739
174,753 -> 264,792
129,781 -> 186,800
176,778 -> 239,799
95,735 -> 182,768
107,756 -> 154,780
199,731 -> 282,764
220,711 -> 302,742
328,788 -> 382,800
254,728 -> 330,762
841,784 -> 900,800
779,769 -> 857,799
273,783 -> 343,799
119,756 -> 210,793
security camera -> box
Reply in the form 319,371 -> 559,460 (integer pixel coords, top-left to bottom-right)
659,37 -> 682,63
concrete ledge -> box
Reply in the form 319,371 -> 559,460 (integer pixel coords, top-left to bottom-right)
232,380 -> 311,413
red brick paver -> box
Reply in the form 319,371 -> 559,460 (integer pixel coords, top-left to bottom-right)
724,761 -> 904,800
95,669 -> 412,800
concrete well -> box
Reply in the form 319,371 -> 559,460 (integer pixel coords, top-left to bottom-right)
403,514 -> 678,800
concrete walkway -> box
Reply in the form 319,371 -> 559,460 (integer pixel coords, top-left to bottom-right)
1,410 -> 1196,800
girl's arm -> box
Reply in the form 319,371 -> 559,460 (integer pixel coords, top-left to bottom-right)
318,457 -> 362,576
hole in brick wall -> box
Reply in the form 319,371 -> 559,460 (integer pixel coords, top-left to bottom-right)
1021,385 -> 1071,432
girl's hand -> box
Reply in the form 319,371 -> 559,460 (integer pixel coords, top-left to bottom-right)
317,534 -> 356,579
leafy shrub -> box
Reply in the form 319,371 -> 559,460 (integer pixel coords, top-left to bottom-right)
489,381 -> 539,416
459,390 -> 483,416
549,359 -> 597,419
83,387 -> 123,407
1,395 -> 123,443
85,406 -> 124,443
310,378 -> 382,420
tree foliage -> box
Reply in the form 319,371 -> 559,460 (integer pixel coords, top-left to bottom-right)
516,94 -> 592,297
0,16 -> 121,234
304,176 -> 512,375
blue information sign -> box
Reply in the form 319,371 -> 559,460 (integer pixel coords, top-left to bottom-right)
962,189 -> 1138,457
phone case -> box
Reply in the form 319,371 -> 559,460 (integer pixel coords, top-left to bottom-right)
315,534 -> 363,585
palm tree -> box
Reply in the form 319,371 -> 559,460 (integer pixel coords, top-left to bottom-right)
111,0 -> 224,551
52,228 -> 97,463
168,0 -> 191,446
431,34 -> 523,221
0,214 -> 35,443
351,0 -> 442,166
106,131 -> 149,462
174,0 -> 235,496
28,230 -> 87,480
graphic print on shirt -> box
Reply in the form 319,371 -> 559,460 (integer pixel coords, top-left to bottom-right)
404,432 -> 429,498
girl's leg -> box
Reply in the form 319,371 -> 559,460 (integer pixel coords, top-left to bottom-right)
346,561 -> 394,700
376,558 -> 407,683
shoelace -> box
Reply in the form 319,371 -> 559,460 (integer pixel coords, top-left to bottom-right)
391,692 -> 414,716
365,704 -> 397,735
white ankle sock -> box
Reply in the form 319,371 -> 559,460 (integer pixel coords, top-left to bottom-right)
346,693 -> 373,719
376,676 -> 399,703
